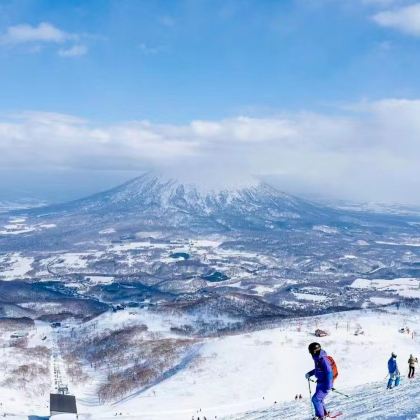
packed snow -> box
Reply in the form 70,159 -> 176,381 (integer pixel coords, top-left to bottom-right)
227,376 -> 420,420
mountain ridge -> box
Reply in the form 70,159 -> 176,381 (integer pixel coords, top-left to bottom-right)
1,172 -> 417,253
20,172 -> 327,220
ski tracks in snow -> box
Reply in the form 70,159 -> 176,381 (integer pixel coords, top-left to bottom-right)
223,376 -> 420,420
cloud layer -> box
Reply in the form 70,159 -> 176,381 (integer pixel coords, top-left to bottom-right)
1,99 -> 420,202
373,2 -> 420,36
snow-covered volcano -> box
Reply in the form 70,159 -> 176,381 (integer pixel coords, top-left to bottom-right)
13,173 -> 351,237
42,173 -> 325,219
1,171 -> 417,253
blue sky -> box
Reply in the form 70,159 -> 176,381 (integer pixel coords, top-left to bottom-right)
1,0 -> 420,203
1,0 -> 420,121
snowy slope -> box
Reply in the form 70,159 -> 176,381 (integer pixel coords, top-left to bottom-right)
98,306 -> 419,420
4,379 -> 419,419
0,306 -> 418,419
226,376 -> 420,420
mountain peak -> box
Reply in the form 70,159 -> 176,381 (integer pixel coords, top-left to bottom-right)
123,171 -> 260,194
21,172 -> 327,234
114,172 -> 293,205
78,172 -> 323,224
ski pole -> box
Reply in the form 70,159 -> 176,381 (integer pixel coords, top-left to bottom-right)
308,379 -> 350,398
331,388 -> 350,398
307,379 -> 315,417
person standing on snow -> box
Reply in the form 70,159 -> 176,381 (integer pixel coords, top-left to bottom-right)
305,342 -> 334,420
408,354 -> 418,378
387,352 -> 400,389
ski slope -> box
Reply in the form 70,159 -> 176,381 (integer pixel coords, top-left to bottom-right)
0,306 -> 418,419
90,306 -> 419,420
225,376 -> 420,419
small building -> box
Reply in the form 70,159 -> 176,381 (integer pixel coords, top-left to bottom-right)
50,393 -> 78,418
10,332 -> 29,339
315,329 -> 329,337
354,325 -> 364,336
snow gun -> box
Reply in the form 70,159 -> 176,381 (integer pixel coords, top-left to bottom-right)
308,379 -> 350,398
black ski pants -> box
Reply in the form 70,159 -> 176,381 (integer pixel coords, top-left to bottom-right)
408,366 -> 415,378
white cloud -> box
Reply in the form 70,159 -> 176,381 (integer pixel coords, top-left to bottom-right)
2,100 -> 420,203
0,112 -> 198,171
0,22 -> 72,45
372,3 -> 420,36
363,0 -> 401,5
0,22 -> 90,57
138,43 -> 166,55
190,117 -> 296,142
58,44 -> 88,57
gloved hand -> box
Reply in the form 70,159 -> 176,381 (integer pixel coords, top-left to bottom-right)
305,372 -> 311,379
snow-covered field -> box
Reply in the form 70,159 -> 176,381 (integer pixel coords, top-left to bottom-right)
0,216 -> 56,235
352,278 -> 420,299
293,292 -> 328,302
0,305 -> 418,419
0,252 -> 34,280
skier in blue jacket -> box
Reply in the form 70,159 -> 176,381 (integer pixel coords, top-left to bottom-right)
387,352 -> 400,389
306,342 -> 334,420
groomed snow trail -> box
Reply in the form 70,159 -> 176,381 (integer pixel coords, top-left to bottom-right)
223,376 -> 420,420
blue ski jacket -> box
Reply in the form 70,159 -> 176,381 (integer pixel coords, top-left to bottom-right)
388,357 -> 398,374
307,349 -> 334,391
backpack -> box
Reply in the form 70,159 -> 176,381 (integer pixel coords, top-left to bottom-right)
327,355 -> 339,381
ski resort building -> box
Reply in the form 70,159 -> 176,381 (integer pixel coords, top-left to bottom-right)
315,328 -> 329,337
50,393 -> 78,418
10,331 -> 29,339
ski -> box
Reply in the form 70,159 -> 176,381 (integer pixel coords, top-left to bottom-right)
327,411 -> 343,418
309,413 -> 343,420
